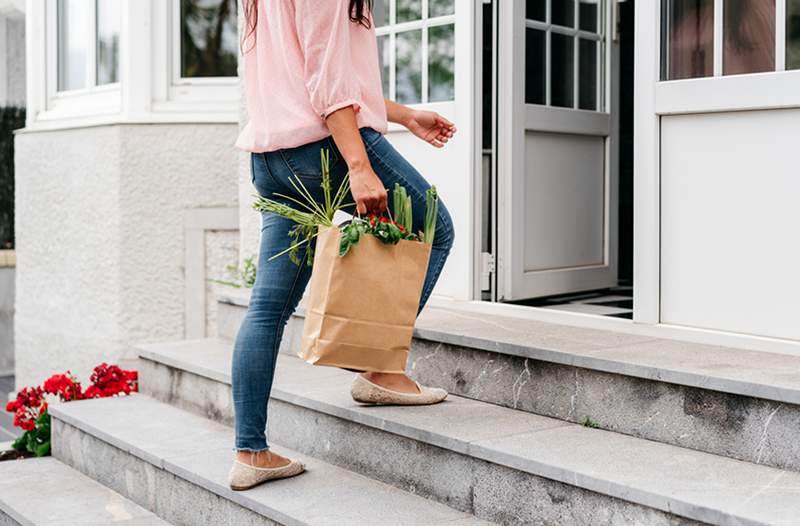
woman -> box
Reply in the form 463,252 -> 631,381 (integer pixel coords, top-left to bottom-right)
229,0 -> 456,491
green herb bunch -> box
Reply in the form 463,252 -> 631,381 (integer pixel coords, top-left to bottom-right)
252,150 -> 353,266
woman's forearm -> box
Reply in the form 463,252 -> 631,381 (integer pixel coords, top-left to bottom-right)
325,105 -> 387,213
385,99 -> 413,126
325,105 -> 371,170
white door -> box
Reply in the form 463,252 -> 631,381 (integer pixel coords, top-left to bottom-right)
497,0 -> 619,301
635,0 -> 800,341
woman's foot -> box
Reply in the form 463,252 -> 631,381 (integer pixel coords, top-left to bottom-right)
228,450 -> 305,491
351,373 -> 448,405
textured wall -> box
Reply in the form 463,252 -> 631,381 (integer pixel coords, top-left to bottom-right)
5,17 -> 24,106
204,229 -> 239,338
14,124 -> 237,388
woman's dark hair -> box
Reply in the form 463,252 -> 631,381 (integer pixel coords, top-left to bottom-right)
242,0 -> 374,52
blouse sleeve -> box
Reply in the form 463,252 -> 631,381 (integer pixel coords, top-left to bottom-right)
294,0 -> 363,118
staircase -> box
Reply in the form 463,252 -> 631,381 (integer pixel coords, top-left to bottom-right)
3,293 -> 800,525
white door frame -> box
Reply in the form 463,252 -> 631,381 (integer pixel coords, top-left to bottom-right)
446,0 -> 800,357
634,0 -> 800,326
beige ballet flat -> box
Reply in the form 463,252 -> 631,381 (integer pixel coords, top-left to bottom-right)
228,454 -> 305,491
351,374 -> 448,406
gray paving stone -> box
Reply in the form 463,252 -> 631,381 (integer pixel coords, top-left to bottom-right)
50,396 -> 489,526
138,343 -> 800,525
245,297 -> 800,406
0,457 -> 170,526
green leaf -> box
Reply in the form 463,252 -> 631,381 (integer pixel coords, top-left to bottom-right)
33,441 -> 51,457
12,432 -> 28,452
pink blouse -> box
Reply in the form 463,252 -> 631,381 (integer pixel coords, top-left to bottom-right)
236,0 -> 389,153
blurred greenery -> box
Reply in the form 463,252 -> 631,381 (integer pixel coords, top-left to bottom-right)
180,0 -> 238,78
0,107 -> 25,250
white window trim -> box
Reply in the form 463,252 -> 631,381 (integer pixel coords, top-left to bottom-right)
376,0 -> 456,104
657,0 -> 800,114
26,0 -> 237,131
38,0 -> 121,123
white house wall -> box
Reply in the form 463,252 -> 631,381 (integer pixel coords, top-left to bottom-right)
14,123 -> 238,387
661,109 -> 800,342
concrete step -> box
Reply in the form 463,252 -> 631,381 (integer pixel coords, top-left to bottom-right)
138,339 -> 800,526
0,456 -> 171,525
49,395 -> 490,526
216,291 -> 800,473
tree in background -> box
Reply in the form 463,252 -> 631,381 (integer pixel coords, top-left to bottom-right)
0,107 -> 25,250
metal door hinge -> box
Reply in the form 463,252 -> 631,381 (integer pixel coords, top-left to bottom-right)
480,252 -> 495,291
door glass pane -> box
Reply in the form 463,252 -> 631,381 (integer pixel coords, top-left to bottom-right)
396,0 -> 422,23
429,24 -> 455,102
579,0 -> 598,32
789,0 -> 800,69
373,0 -> 388,27
180,0 -> 238,77
551,33 -> 575,108
377,34 -> 390,96
526,0 -> 546,21
661,0 -> 714,80
429,0 -> 454,18
57,0 -> 90,91
96,0 -> 120,85
723,0 -> 775,75
579,39 -> 597,110
552,0 -> 576,27
525,29 -> 546,104
396,29 -> 422,104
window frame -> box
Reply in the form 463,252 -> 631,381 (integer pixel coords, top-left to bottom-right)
524,0 -> 607,112
376,0 -> 457,105
656,0 -> 800,114
29,0 -> 238,130
43,0 -> 121,121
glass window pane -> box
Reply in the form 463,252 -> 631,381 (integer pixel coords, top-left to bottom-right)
373,0 -> 388,27
429,0 -> 454,18
377,34 -> 390,97
180,0 -> 238,78
396,29 -> 422,104
96,0 -> 120,85
789,0 -> 800,69
579,0 -> 598,33
579,39 -> 598,110
58,0 -> 90,91
429,24 -> 455,102
661,0 -> 714,80
723,0 -> 775,75
526,0 -> 546,21
551,33 -> 575,108
525,28 -> 546,104
396,0 -> 422,23
552,0 -> 575,27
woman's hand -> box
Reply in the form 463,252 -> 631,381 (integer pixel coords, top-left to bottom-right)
349,163 -> 388,215
404,110 -> 457,148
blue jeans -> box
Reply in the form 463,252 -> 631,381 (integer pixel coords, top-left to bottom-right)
232,127 -> 455,451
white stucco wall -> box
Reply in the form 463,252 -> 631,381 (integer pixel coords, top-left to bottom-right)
14,123 -> 238,388
205,229 -> 240,337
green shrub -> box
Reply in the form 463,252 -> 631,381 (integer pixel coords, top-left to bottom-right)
0,106 -> 26,249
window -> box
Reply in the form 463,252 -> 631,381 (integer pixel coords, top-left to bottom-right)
525,0 -> 605,111
56,0 -> 120,92
375,0 -> 456,104
661,0 -> 793,79
179,0 -> 238,78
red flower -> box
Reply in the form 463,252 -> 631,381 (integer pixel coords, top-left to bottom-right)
85,363 -> 138,398
379,216 -> 389,223
43,372 -> 83,402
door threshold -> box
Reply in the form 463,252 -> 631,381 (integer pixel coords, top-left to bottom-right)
425,297 -> 800,358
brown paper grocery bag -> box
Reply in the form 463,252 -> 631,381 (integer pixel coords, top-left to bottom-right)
300,225 -> 432,373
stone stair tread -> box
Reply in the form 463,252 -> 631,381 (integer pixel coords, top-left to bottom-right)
0,456 -> 171,526
415,307 -> 800,405
217,294 -> 800,405
139,339 -> 800,526
49,395 -> 492,526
